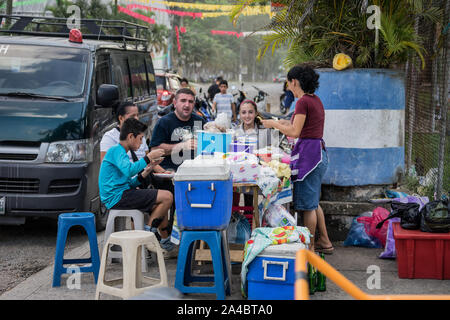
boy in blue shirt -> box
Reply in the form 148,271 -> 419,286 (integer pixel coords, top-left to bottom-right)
99,118 -> 176,258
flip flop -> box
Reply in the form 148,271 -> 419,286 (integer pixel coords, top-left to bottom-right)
315,246 -> 334,255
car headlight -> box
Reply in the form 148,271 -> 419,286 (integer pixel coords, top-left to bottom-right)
45,139 -> 93,163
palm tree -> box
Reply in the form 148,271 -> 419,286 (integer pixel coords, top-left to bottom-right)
231,0 -> 443,69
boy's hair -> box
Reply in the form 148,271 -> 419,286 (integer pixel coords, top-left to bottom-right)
180,77 -> 188,84
219,80 -> 228,87
175,87 -> 195,99
120,118 -> 147,141
115,101 -> 137,122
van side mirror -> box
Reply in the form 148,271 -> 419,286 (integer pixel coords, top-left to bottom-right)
97,84 -> 119,108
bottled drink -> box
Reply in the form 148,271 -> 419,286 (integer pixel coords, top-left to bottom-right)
307,263 -> 316,295
316,253 -> 327,292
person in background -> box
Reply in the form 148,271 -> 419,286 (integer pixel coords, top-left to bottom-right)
180,77 -> 196,95
283,80 -> 295,113
261,65 -> 333,254
99,118 -> 177,258
212,79 -> 236,123
207,76 -> 222,102
150,88 -> 206,171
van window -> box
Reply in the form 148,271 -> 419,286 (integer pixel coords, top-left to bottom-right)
144,56 -> 156,95
129,53 -> 148,98
111,53 -> 132,100
0,44 -> 88,97
95,54 -> 111,102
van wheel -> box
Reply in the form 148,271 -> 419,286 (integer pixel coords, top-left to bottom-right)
95,203 -> 108,231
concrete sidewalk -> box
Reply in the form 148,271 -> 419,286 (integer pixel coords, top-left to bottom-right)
1,231 -> 449,300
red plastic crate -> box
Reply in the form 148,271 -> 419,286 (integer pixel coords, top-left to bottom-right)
393,222 -> 450,279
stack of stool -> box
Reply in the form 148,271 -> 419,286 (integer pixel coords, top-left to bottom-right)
103,209 -> 148,272
175,229 -> 231,300
96,230 -> 168,300
52,212 -> 100,287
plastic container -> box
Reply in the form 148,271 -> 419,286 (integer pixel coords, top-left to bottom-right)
393,222 -> 450,279
196,131 -> 232,156
230,143 -> 255,154
247,242 -> 307,300
174,158 -> 233,230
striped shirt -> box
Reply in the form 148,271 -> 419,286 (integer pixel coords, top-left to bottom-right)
213,93 -> 234,118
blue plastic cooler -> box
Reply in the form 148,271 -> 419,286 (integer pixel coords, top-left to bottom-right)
174,158 -> 233,230
247,242 -> 307,300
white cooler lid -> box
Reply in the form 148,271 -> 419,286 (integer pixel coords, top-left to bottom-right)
258,242 -> 307,259
174,158 -> 231,181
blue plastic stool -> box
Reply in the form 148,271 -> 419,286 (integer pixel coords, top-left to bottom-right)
175,230 -> 231,300
52,212 -> 100,287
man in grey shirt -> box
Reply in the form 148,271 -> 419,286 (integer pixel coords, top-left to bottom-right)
212,79 -> 236,122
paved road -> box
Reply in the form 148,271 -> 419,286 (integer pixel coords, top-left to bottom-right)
0,218 -> 89,295
194,81 -> 286,115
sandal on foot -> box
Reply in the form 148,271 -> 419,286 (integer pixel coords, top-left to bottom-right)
315,246 -> 334,254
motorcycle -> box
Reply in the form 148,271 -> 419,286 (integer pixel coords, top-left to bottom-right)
195,88 -> 215,122
231,83 -> 247,114
252,85 -> 269,112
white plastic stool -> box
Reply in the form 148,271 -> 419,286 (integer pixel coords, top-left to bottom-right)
95,230 -> 168,300
104,209 -> 147,272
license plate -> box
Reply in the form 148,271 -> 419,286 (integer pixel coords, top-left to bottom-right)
0,196 -> 5,215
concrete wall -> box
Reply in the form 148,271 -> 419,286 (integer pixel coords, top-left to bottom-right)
314,69 -> 405,240
317,68 -> 405,187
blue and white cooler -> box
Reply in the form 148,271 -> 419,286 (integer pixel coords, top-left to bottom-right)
247,242 -> 307,300
174,158 -> 233,230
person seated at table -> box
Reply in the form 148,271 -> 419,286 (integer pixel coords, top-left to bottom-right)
100,101 -> 175,231
149,88 -> 206,171
232,100 -> 272,216
99,118 -> 177,258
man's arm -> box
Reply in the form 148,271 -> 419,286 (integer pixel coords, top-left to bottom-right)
212,101 -> 217,113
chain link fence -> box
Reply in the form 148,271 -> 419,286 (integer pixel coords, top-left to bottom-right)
404,0 -> 449,200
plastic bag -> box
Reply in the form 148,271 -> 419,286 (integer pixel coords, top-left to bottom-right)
379,217 -> 400,259
357,207 -> 390,247
227,212 -> 251,244
343,212 -> 382,248
263,204 -> 296,227
376,202 -> 421,230
420,199 -> 450,233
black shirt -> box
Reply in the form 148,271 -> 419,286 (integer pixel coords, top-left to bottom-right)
149,111 -> 206,170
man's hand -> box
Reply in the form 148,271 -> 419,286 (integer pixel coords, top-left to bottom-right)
182,138 -> 197,150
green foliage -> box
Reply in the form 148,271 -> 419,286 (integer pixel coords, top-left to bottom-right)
231,0 -> 443,69
172,8 -> 286,79
44,0 -> 168,53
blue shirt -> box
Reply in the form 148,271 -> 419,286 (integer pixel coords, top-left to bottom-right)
99,144 -> 148,209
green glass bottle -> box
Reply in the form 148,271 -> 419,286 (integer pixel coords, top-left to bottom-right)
308,263 -> 316,295
316,253 -> 327,292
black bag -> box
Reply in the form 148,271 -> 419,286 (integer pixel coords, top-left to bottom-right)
376,202 -> 421,230
419,199 -> 450,233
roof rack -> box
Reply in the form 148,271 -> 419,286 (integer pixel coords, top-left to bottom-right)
0,15 -> 150,50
